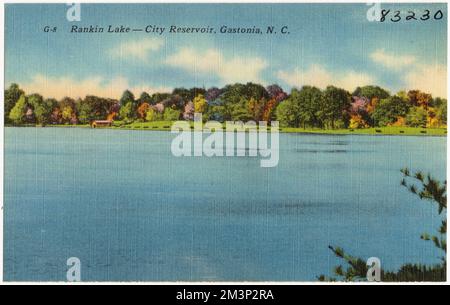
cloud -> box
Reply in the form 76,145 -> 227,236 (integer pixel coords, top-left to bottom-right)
370,49 -> 416,70
276,65 -> 375,92
370,49 -> 446,97
165,47 -> 267,84
19,74 -> 171,100
109,37 -> 164,62
404,64 -> 447,98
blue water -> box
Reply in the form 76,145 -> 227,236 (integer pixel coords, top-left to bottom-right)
4,127 -> 446,281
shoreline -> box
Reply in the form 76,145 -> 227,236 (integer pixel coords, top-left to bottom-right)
5,124 -> 447,137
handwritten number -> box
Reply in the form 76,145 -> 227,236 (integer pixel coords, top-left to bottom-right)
434,10 -> 444,20
380,9 -> 390,22
379,9 -> 443,22
406,11 -> 417,21
391,11 -> 401,22
421,10 -> 430,21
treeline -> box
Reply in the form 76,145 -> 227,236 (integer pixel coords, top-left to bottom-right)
4,82 -> 447,128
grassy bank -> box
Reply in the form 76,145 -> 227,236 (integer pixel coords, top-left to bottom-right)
113,121 -> 447,136
8,122 -> 447,136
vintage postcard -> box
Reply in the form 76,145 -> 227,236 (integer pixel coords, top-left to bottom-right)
1,1 -> 448,287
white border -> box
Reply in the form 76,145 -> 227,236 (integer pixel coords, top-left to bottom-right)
0,0 -> 448,286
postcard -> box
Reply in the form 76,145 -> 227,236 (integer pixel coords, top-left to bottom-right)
1,2 -> 447,285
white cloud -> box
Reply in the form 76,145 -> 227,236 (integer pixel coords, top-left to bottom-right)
166,47 -> 267,84
276,64 -> 375,92
109,38 -> 164,62
370,49 -> 416,70
404,64 -> 447,98
20,74 -> 171,100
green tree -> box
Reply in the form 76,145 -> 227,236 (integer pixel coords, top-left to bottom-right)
8,94 -> 27,125
4,83 -> 24,123
120,90 -> 135,107
76,100 -> 93,124
293,86 -> 322,128
151,92 -> 171,104
80,95 -> 117,121
318,86 -> 351,129
406,106 -> 427,127
36,98 -> 57,126
119,102 -> 135,122
62,106 -> 73,123
139,92 -> 152,105
221,83 -> 269,106
436,101 -> 447,126
275,99 -> 300,127
193,94 -> 208,113
371,96 -> 410,127
58,97 -> 77,124
28,94 -> 55,125
145,107 -> 163,121
163,107 -> 181,121
353,85 -> 390,100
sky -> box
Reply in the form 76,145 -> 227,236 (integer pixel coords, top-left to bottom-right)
4,3 -> 448,100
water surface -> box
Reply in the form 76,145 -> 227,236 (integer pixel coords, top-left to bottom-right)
4,127 -> 446,281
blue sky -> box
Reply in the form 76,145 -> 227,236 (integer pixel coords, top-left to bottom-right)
5,3 -> 448,99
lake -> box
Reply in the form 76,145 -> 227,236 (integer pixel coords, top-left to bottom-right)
3,127 -> 446,281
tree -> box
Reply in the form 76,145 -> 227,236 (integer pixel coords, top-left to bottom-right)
145,107 -> 162,122
266,84 -> 288,102
293,86 -> 322,128
437,101 -> 447,126
81,95 -> 117,121
318,86 -> 351,129
4,83 -> 24,123
120,90 -> 135,107
172,88 -> 192,102
162,95 -> 184,110
353,85 -> 390,100
28,94 -> 55,125
205,105 -> 225,122
138,92 -> 152,105
137,102 -> 151,120
229,97 -> 252,121
262,98 -> 278,122
221,83 -> 269,105
349,114 -> 368,129
406,107 -> 427,127
152,92 -> 171,104
275,99 -> 300,127
163,107 -> 181,121
58,97 -> 77,124
407,90 -> 432,109
62,106 -> 74,124
193,94 -> 208,113
76,100 -> 93,124
26,94 -> 43,124
205,87 -> 222,102
371,96 -> 410,127
119,102 -> 134,122
8,94 -> 27,125
319,168 -> 446,282
183,101 -> 194,120
247,97 -> 265,121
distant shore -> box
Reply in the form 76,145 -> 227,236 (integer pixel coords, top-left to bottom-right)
5,122 -> 447,136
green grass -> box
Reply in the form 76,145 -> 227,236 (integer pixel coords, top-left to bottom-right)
279,126 -> 447,136
11,121 -> 447,136
113,122 -> 446,136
